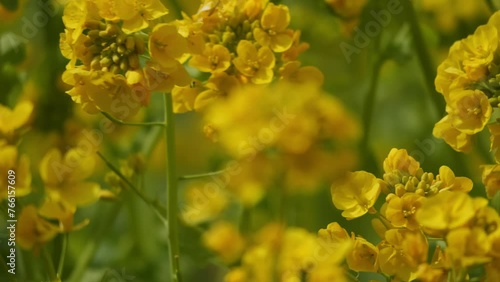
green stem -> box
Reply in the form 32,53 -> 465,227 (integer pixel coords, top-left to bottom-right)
57,234 -> 68,279
164,93 -> 182,282
178,170 -> 225,180
486,0 -> 497,12
361,58 -> 384,150
67,203 -> 121,282
97,151 -> 167,218
42,247 -> 58,282
401,0 -> 446,116
101,112 -> 164,127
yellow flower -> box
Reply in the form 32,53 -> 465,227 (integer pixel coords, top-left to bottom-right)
378,229 -> 428,281
62,0 -> 99,43
433,115 -> 472,152
0,100 -> 34,142
331,171 -> 382,220
346,236 -> 378,272
189,44 -> 232,73
203,221 -> 245,263
38,197 -> 90,232
279,61 -> 324,87
233,40 -> 275,84
63,68 -> 144,115
224,268 -> 248,282
382,148 -> 420,186
278,228 -> 318,281
144,60 -> 191,93
446,227 -> 492,267
416,191 -> 476,235
489,123 -> 500,163
115,0 -> 169,33
436,165 -> 473,193
194,73 -> 241,111
253,3 -> 294,52
482,164 -> 500,198
384,192 -> 425,231
447,89 -> 491,134
17,205 -> 60,251
282,31 -> 309,62
171,81 -> 203,113
0,145 -> 31,200
180,182 -> 228,226
317,222 -> 352,262
325,0 -> 367,19
39,148 -> 103,210
460,24 -> 498,81
149,23 -> 189,68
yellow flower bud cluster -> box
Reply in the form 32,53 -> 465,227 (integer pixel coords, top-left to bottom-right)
434,11 -> 500,158
60,0 -> 190,116
327,148 -> 500,281
172,0 -> 320,113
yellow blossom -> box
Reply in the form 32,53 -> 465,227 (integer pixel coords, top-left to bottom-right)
416,191 -> 476,235
180,182 -> 228,225
317,222 -> 352,262
384,192 -> 425,230
149,23 -> 189,68
447,89 -> 491,134
433,115 -> 472,152
17,205 -> 60,251
189,44 -> 232,73
144,60 -> 191,93
482,164 -> 500,198
331,171 -> 383,220
460,24 -> 498,81
115,0 -> 169,33
0,100 -> 34,141
253,3 -> 294,52
436,165 -> 473,193
39,148 -> 103,210
233,40 -> 275,84
489,123 -> 500,163
346,236 -> 378,272
203,221 -> 245,263
446,227 -> 492,267
382,148 -> 421,186
0,145 -> 31,200
378,229 -> 428,281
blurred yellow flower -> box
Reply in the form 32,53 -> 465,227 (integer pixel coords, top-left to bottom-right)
17,205 -> 60,251
149,23 -> 189,68
0,101 -> 34,142
331,171 -> 383,220
0,145 -> 31,200
416,191 -> 476,234
446,227 -> 491,267
189,44 -> 232,73
203,221 -> 245,263
39,148 -> 103,210
115,0 -> 169,33
482,165 -> 500,198
489,123 -> 500,163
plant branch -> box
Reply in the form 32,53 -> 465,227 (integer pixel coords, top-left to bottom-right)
101,112 -> 165,127
178,170 -> 225,180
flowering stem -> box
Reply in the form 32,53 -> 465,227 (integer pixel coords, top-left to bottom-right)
42,247 -> 58,282
361,58 -> 384,149
164,93 -> 182,282
178,170 -> 225,180
57,233 -> 68,279
97,151 -> 167,218
101,111 -> 165,127
401,0 -> 446,116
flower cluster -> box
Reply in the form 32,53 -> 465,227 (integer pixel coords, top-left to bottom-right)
433,11 -> 500,156
201,81 -> 359,205
172,0 -> 320,113
327,148 -> 500,281
60,0 -> 191,116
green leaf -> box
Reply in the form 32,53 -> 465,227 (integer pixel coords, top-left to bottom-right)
491,191 -> 500,214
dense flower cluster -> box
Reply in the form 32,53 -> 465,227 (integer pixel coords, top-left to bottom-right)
327,148 -> 500,281
60,0 -> 190,116
171,0 -> 320,113
433,11 -> 500,156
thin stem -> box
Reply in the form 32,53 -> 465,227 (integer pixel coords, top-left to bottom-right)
97,151 -> 167,217
401,0 -> 446,117
57,233 -> 68,279
164,93 -> 182,282
67,203 -> 121,282
361,58 -> 385,150
178,170 -> 225,180
42,247 -> 58,282
101,112 -> 164,127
